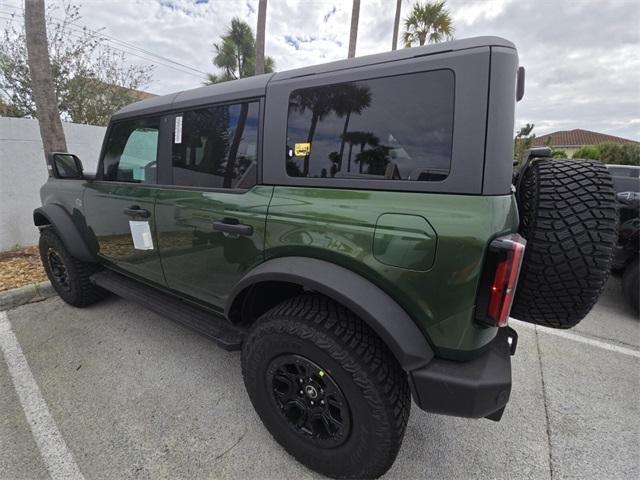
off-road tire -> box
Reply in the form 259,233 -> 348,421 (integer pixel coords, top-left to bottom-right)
241,293 -> 410,479
622,257 -> 639,313
39,228 -> 106,307
511,159 -> 617,328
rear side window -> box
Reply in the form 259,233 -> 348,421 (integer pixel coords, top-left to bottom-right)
286,70 -> 454,181
103,117 -> 160,183
172,101 -> 259,189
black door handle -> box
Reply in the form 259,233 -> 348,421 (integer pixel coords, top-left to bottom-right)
124,205 -> 151,218
213,219 -> 253,236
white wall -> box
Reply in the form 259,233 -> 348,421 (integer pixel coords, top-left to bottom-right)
0,117 -> 106,251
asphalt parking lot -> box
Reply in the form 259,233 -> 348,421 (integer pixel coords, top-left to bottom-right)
1,276 -> 638,480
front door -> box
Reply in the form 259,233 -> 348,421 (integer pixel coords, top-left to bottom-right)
155,100 -> 269,310
83,116 -> 165,285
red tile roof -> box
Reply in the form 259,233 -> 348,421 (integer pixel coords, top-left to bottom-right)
532,129 -> 638,147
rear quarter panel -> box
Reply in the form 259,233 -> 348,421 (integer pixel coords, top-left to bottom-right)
265,187 -> 519,357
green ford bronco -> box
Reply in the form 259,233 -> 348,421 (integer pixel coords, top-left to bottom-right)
35,37 -> 616,478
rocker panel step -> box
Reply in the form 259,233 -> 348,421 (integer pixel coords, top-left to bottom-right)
91,269 -> 245,350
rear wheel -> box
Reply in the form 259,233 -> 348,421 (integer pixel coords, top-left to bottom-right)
512,159 -> 617,328
39,228 -> 106,307
241,293 -> 410,479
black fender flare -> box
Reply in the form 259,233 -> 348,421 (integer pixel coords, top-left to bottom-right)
33,205 -> 96,263
226,256 -> 434,371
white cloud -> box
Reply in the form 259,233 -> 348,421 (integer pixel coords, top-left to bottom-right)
1,0 -> 638,139
452,0 -> 512,25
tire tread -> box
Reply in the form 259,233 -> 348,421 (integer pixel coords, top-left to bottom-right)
39,228 -> 106,307
512,159 -> 617,327
241,293 -> 410,479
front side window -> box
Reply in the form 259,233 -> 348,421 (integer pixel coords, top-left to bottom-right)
286,70 -> 454,181
172,101 -> 259,189
103,117 -> 160,183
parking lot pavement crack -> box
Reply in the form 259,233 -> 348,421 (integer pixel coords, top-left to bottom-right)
535,326 -> 555,480
214,428 -> 247,462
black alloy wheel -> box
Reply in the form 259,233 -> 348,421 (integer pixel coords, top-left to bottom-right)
47,248 -> 71,291
242,293 -> 411,479
267,354 -> 351,447
38,228 -> 106,307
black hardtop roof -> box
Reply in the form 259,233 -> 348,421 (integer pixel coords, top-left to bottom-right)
111,36 -> 514,121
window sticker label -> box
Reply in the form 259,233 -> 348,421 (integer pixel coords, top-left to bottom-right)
174,115 -> 183,144
294,142 -> 311,156
129,221 -> 154,250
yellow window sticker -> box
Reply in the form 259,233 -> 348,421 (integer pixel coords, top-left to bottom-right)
294,142 -> 311,156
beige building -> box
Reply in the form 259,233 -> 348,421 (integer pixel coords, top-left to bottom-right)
532,129 -> 638,157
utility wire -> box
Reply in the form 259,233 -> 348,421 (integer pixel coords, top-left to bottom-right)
0,2 -> 209,74
0,5 -> 209,79
0,8 -> 208,78
0,12 -> 207,80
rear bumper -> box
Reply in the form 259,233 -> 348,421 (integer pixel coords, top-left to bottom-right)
409,327 -> 517,421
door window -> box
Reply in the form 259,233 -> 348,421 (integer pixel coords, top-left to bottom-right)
285,70 -> 454,181
172,101 -> 259,189
102,117 -> 160,183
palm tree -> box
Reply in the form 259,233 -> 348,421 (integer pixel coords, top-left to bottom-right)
207,17 -> 274,84
392,0 -> 402,50
255,0 -> 267,75
290,83 -> 371,176
332,84 -> 372,170
348,0 -> 360,58
403,1 -> 454,47
24,0 -> 67,155
342,131 -> 379,172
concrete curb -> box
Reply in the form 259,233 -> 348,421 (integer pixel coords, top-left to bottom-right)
0,281 -> 56,311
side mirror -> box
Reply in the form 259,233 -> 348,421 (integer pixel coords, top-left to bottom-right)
47,152 -> 84,179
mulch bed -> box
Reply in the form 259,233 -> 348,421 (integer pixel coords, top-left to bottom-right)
0,246 -> 47,292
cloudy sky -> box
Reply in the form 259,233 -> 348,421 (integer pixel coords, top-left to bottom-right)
2,0 -> 639,139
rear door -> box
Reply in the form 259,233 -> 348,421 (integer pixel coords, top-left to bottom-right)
154,100 -> 271,311
83,116 -> 166,285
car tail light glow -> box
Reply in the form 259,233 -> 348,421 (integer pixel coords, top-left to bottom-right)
476,234 -> 526,328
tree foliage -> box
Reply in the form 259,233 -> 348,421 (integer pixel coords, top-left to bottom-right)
206,18 -> 274,84
514,123 -> 536,165
403,1 -> 454,47
572,145 -> 601,160
591,143 -> 640,165
0,2 -> 154,126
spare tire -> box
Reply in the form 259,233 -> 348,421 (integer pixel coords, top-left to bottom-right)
511,158 -> 617,328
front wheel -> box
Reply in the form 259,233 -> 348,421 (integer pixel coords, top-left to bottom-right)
39,228 -> 106,307
241,293 -> 410,479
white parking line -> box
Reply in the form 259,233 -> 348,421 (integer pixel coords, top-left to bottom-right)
0,311 -> 85,480
511,318 -> 640,359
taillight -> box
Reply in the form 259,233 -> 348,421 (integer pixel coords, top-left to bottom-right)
476,233 -> 526,328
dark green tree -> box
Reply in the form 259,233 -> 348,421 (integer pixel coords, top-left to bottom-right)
403,1 -> 454,47
206,18 -> 274,84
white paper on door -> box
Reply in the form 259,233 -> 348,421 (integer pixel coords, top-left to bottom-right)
129,221 -> 154,250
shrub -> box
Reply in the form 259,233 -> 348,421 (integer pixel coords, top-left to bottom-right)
572,146 -> 601,160
551,150 -> 568,158
598,143 -> 640,166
